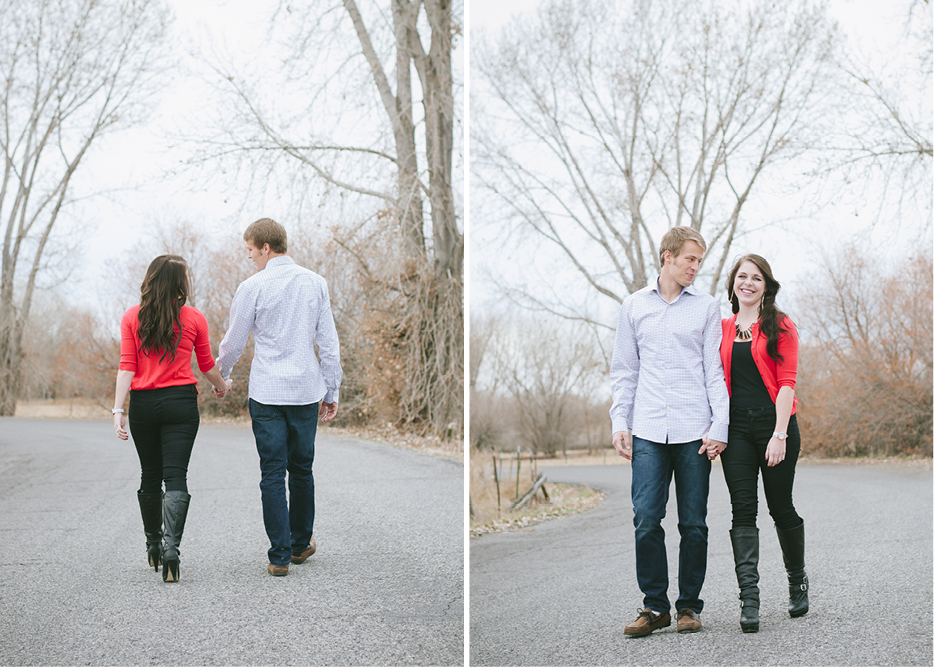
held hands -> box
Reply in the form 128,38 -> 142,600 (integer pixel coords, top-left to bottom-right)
700,435 -> 727,461
113,412 -> 128,440
765,437 -> 786,467
612,430 -> 632,460
213,378 -> 233,399
319,401 -> 338,423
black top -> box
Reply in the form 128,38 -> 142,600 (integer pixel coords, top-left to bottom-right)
730,340 -> 773,409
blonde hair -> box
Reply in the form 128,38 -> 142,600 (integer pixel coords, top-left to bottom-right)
659,226 -> 707,266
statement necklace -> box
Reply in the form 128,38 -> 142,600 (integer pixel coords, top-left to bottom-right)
735,321 -> 754,340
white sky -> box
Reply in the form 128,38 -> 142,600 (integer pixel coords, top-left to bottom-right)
65,0 -> 466,313
48,0 -> 931,323
466,0 -> 932,318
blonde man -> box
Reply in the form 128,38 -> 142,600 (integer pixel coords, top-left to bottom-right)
610,226 -> 729,635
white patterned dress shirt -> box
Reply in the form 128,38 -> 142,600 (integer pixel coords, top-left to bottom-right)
217,256 -> 342,406
609,278 -> 729,444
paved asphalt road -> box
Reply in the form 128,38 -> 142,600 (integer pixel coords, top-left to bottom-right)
0,418 -> 463,666
470,460 -> 933,666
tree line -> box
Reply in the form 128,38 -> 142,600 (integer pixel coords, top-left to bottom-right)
471,244 -> 933,459
1,0 -> 463,439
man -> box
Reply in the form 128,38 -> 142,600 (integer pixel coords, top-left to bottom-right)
609,226 -> 729,635
217,218 -> 342,576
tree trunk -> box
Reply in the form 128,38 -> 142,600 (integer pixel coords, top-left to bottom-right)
419,0 -> 462,280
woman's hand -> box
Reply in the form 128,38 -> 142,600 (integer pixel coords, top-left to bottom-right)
765,437 -> 786,467
114,412 -> 128,440
213,378 -> 233,399
701,437 -> 727,460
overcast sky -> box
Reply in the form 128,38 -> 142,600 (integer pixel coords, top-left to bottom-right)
466,0 -> 933,319
53,0 -> 931,323
67,0 -> 467,314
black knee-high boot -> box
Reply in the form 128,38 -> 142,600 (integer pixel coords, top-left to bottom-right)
137,491 -> 163,571
776,521 -> 809,617
161,491 -> 190,583
729,527 -> 760,632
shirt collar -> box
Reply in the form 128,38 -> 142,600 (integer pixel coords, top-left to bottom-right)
265,255 -> 294,269
652,276 -> 699,297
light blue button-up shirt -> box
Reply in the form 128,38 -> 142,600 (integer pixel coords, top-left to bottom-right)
609,278 -> 729,444
217,256 -> 342,406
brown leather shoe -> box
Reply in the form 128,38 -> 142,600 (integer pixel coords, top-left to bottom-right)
676,608 -> 702,633
267,563 -> 289,576
291,537 -> 317,564
624,608 -> 672,637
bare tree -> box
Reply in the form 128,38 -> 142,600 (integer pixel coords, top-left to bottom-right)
482,315 -> 605,456
0,0 -> 171,414
473,0 -> 839,325
187,0 -> 464,437
815,0 -> 932,228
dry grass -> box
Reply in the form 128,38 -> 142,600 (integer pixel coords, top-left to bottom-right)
470,448 -> 606,537
11,400 -> 464,463
328,423 -> 463,462
537,448 -> 631,467
14,399 -> 107,419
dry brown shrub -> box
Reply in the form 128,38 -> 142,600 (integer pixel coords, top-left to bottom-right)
795,244 -> 932,458
22,301 -> 117,404
353,261 -> 463,437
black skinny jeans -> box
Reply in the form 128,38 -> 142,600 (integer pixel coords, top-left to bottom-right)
720,405 -> 802,531
128,384 -> 200,494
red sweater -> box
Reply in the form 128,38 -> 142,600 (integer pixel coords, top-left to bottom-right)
720,314 -> 799,415
120,304 -> 216,391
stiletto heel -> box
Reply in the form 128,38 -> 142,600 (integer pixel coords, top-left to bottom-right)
162,557 -> 179,582
148,544 -> 161,571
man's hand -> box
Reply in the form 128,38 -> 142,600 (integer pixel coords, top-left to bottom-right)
319,401 -> 338,423
700,437 -> 727,460
612,430 -> 632,460
213,378 -> 233,399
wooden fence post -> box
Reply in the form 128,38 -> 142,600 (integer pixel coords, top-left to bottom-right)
515,446 -> 521,502
492,454 -> 501,512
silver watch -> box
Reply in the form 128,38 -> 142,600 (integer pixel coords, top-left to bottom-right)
772,431 -> 786,440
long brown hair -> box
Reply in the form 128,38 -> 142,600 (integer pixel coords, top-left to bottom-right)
726,253 -> 790,363
138,255 -> 189,362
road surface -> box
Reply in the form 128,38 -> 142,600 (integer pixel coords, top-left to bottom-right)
0,418 -> 463,666
470,460 -> 932,666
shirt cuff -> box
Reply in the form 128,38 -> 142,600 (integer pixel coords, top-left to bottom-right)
323,390 -> 339,405
611,417 -> 631,435
708,422 -> 729,443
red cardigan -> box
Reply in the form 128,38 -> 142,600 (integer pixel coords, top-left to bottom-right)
120,304 -> 216,391
720,314 -> 799,415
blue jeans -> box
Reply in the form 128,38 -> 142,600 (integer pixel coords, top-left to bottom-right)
249,399 -> 319,566
631,436 -> 711,614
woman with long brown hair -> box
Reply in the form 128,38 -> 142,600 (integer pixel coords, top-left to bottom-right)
717,254 -> 808,632
112,255 -> 231,583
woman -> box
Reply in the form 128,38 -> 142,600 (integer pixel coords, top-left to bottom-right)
112,255 -> 230,583
718,254 -> 808,633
